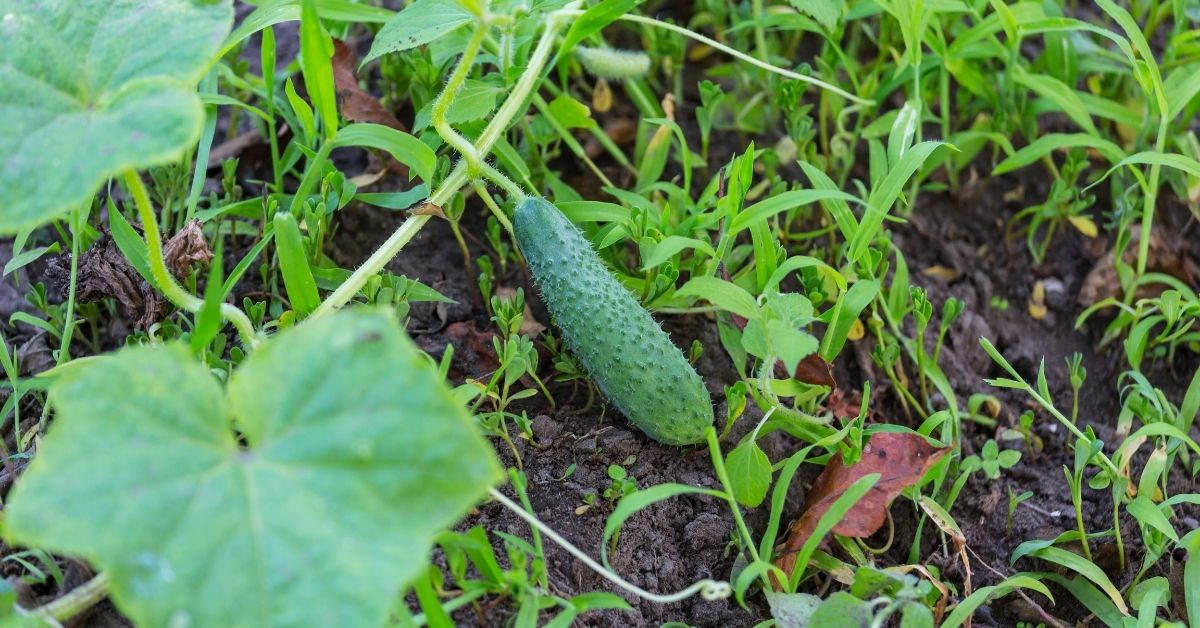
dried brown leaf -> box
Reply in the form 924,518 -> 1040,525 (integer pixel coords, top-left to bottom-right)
775,432 -> 949,578
332,40 -> 406,131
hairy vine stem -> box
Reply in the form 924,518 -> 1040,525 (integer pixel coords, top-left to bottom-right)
121,171 -> 259,348
309,3 -> 574,319
489,488 -> 731,604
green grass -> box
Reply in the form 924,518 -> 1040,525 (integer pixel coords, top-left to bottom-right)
0,0 -> 1197,625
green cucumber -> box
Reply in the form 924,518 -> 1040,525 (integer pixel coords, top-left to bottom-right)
514,197 -> 713,445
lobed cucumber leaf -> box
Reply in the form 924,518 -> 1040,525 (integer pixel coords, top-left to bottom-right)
0,0 -> 234,233
4,309 -> 502,627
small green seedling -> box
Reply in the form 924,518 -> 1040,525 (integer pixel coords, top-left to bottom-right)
963,439 -> 1022,480
1007,489 -> 1034,536
603,465 -> 639,503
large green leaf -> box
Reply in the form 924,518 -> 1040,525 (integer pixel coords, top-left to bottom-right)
362,0 -> 476,65
4,309 -> 503,627
0,0 -> 233,233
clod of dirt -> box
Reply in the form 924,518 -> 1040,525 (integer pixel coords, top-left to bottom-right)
47,220 -> 213,329
775,432 -> 950,579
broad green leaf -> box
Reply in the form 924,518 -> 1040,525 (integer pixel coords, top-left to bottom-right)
0,0 -> 234,233
4,309 -> 502,627
809,591 -> 872,627
639,236 -> 715,270
676,277 -> 759,320
334,123 -> 437,183
766,591 -> 822,628
785,0 -> 841,31
546,94 -> 597,129
726,439 -> 772,508
363,0 -> 476,65
413,80 -> 502,131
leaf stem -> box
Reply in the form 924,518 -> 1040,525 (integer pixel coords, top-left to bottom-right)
555,11 -> 875,106
432,23 -> 488,176
309,3 -> 578,319
24,573 -> 109,622
121,171 -> 259,347
705,427 -> 765,569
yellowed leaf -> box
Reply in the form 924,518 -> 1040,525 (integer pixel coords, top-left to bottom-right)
687,44 -> 715,62
1068,215 -> 1098,238
592,78 -> 612,113
1028,280 -> 1047,320
921,265 -> 962,282
848,318 -> 865,341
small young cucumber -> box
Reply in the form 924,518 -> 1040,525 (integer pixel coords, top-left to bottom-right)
514,197 -> 713,445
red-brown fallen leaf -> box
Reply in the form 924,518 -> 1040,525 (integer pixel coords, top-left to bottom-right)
824,388 -> 862,419
774,432 -> 949,580
331,40 -> 406,131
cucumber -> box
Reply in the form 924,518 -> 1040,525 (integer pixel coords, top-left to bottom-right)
514,197 -> 713,445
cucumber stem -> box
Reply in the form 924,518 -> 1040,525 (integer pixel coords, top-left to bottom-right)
310,3 -> 578,319
121,171 -> 259,348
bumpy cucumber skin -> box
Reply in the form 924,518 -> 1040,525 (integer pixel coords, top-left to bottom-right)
514,197 -> 713,445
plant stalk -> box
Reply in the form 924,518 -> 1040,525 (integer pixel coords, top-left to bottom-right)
121,171 -> 259,347
309,4 -> 575,319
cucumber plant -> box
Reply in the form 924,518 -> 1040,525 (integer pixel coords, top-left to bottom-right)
3,0 -> 1200,625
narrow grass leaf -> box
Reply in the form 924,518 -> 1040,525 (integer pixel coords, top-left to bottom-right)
640,236 -> 716,271
300,0 -> 338,140
994,133 -> 1126,175
191,239 -> 225,353
1127,496 -> 1178,543
1013,70 -> 1098,135
1187,533 -> 1200,625
731,189 -> 860,235
559,0 -> 645,56
1023,546 -> 1128,612
941,575 -> 1053,628
799,162 -> 859,242
850,142 -> 948,263
222,0 -> 393,58
273,212 -> 320,317
1092,152 -> 1200,191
